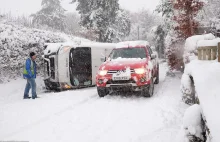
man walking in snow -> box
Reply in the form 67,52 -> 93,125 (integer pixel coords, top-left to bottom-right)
23,52 -> 38,99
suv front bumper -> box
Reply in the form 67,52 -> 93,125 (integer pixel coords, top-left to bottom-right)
96,73 -> 151,90
98,84 -> 150,92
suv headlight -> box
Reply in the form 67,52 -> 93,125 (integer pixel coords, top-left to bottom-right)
98,70 -> 108,76
134,68 -> 146,74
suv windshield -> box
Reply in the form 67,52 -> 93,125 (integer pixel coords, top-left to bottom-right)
109,48 -> 146,59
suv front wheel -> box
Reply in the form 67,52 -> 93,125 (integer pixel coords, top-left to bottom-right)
142,78 -> 154,97
97,87 -> 108,97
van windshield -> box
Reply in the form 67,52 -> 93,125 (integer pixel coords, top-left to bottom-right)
109,48 -> 146,59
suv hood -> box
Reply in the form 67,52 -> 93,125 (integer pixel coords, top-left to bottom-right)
100,58 -> 148,70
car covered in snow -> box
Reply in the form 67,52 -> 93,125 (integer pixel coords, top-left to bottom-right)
96,40 -> 159,97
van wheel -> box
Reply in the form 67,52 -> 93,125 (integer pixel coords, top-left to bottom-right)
97,87 -> 108,97
154,65 -> 159,84
142,78 -> 154,97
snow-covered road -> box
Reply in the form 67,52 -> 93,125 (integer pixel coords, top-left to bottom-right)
0,63 -> 188,142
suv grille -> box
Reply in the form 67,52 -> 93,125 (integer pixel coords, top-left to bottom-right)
107,69 -> 135,74
106,79 -> 136,84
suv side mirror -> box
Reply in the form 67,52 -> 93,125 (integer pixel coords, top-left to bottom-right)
100,57 -> 106,62
151,54 -> 157,60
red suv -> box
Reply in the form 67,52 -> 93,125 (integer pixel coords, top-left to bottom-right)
96,41 -> 159,97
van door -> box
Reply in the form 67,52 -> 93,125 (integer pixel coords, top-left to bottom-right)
91,48 -> 107,85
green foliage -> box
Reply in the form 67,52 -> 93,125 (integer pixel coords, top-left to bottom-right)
72,0 -> 130,42
32,0 -> 66,31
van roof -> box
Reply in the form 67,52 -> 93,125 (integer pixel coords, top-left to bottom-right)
116,40 -> 150,49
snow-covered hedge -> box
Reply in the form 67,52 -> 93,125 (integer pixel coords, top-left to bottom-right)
176,104 -> 205,142
180,74 -> 197,105
0,23 -> 66,81
183,104 -> 205,141
181,60 -> 220,142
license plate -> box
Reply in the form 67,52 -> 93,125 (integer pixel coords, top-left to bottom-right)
113,76 -> 129,81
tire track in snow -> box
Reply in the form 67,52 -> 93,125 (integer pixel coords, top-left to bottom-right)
88,63 -> 172,142
142,73 -> 186,142
152,63 -> 169,98
132,70 -> 186,142
1,63 -> 188,142
2,91 -> 98,139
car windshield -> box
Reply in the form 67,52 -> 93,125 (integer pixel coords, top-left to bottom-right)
109,48 -> 146,59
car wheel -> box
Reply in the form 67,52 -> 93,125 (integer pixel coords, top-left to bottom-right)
97,87 -> 108,97
154,65 -> 159,84
142,78 -> 154,97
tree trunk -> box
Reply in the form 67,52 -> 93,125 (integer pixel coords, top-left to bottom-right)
189,14 -> 194,36
97,31 -> 103,42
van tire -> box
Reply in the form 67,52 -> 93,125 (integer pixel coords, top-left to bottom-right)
97,87 -> 108,97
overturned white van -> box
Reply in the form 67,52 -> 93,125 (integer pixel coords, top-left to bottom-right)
43,42 -> 116,90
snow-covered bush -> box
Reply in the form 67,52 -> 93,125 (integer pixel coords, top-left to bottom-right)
163,25 -> 185,71
165,35 -> 185,71
0,23 -> 65,81
176,104 -> 205,142
183,104 -> 205,142
181,74 -> 197,105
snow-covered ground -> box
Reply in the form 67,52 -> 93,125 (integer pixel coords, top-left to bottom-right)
0,63 -> 188,142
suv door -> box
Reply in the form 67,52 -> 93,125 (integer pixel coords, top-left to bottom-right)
147,46 -> 157,76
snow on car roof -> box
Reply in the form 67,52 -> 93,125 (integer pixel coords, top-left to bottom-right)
116,40 -> 150,49
184,33 -> 215,52
111,57 -> 146,61
197,38 -> 220,47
